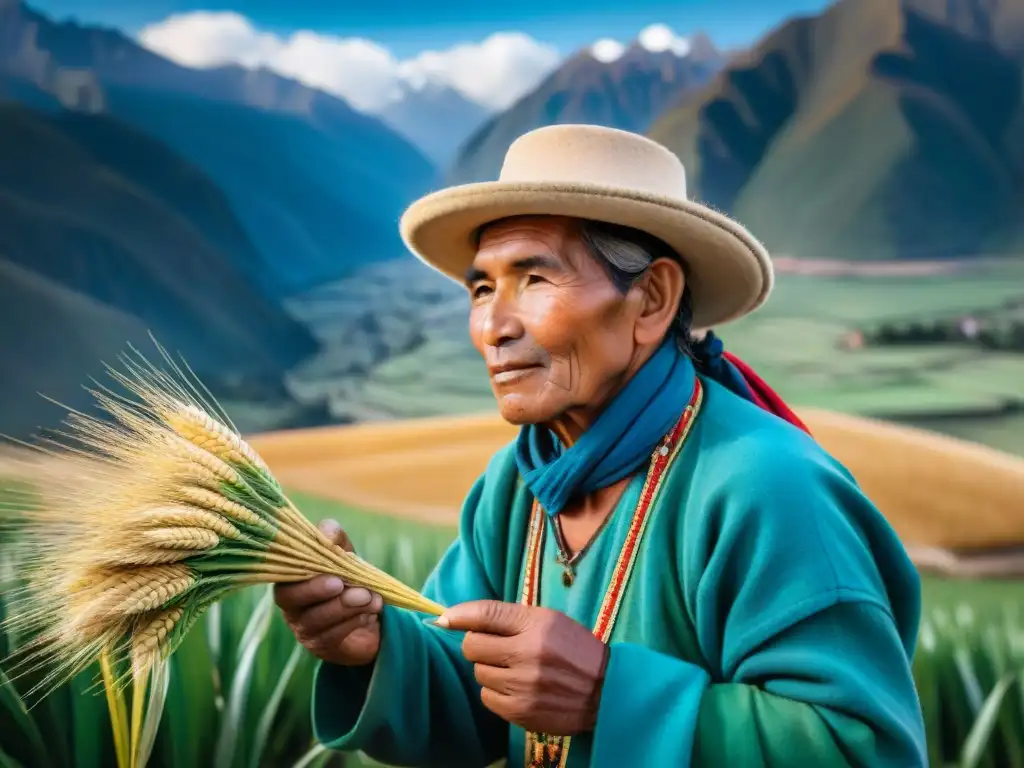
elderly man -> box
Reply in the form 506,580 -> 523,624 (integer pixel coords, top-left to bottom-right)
275,125 -> 926,767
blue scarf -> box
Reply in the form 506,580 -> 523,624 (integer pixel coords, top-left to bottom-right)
515,339 -> 696,517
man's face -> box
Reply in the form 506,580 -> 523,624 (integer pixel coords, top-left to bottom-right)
466,216 -> 640,425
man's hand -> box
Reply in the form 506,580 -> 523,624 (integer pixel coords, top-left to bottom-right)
274,519 -> 383,666
438,600 -> 609,736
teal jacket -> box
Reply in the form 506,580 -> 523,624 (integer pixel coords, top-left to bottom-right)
312,376 -> 926,767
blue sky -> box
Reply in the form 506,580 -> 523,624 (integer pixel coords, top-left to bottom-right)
33,0 -> 832,57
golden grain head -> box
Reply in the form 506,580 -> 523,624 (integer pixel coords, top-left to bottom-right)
107,547 -> 210,567
57,565 -> 193,646
131,607 -> 182,678
158,432 -> 243,486
65,567 -> 131,608
174,486 -> 267,528
135,505 -> 243,540
1,344 -> 448,700
162,402 -> 271,475
100,565 -> 194,616
139,527 -> 220,551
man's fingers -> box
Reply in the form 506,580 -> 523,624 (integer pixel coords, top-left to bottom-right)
462,631 -> 519,666
437,600 -> 529,636
340,587 -> 380,609
479,686 -> 520,724
473,663 -> 516,695
314,612 -> 379,651
274,575 -> 345,612
297,591 -> 380,634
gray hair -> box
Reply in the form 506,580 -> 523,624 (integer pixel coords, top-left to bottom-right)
578,220 -> 696,357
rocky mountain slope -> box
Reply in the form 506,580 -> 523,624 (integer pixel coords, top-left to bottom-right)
448,34 -> 723,183
649,0 -> 1024,260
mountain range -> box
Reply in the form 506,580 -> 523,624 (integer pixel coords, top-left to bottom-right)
0,0 -> 439,437
448,34 -> 724,183
0,101 -> 320,436
1,0 -> 1023,440
378,81 -> 493,168
649,0 -> 1024,260
1,0 -> 437,295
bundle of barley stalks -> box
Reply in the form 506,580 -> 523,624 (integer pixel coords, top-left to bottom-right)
0,343 -> 443,734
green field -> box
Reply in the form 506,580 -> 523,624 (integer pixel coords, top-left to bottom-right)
3,471 -> 1024,767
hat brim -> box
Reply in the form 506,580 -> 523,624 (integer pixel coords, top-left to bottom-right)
399,181 -> 773,330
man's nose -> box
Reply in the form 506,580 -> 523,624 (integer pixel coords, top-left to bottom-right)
481,293 -> 525,348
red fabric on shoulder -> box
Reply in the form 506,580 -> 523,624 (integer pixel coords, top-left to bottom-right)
722,351 -> 812,436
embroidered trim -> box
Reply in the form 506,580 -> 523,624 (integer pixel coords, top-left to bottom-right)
520,379 -> 704,767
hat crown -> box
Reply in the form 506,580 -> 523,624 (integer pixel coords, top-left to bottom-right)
498,125 -> 689,201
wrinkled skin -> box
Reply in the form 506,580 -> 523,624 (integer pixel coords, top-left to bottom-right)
465,216 -> 681,441
438,599 -> 610,735
278,215 -> 685,735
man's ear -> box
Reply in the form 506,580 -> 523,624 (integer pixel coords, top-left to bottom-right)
633,258 -> 685,346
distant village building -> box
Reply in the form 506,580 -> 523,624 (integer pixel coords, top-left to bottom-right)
840,330 -> 865,350
959,316 -> 981,339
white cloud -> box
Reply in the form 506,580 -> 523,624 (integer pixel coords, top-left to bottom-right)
138,12 -> 561,113
590,38 -> 626,64
637,23 -> 692,56
137,12 -> 279,68
398,33 -> 560,110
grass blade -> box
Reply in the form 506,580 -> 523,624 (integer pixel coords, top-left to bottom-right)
159,623 -> 217,767
70,669 -> 111,768
0,667 -> 48,767
213,586 -> 274,768
248,642 -> 304,768
959,673 -> 1017,768
134,660 -> 170,768
291,743 -> 329,768
207,601 -> 225,712
0,745 -> 25,768
99,652 -> 129,768
913,618 -> 944,765
128,668 -> 148,768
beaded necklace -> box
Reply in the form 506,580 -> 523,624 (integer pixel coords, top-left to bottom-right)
519,378 -> 704,768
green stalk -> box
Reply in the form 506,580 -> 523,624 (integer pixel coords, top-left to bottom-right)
99,651 -> 129,768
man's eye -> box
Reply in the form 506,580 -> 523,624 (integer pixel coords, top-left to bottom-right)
526,275 -> 545,285
472,285 -> 493,298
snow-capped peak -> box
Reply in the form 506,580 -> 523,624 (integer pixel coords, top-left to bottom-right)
637,24 -> 692,57
590,38 -> 627,63
587,24 -> 699,64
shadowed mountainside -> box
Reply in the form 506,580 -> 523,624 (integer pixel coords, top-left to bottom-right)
0,102 -> 320,437
0,0 -> 439,294
649,0 -> 1024,260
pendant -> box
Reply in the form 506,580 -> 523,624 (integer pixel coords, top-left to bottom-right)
555,551 -> 575,588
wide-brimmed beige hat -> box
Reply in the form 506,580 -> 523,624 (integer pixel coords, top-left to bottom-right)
400,124 -> 773,329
